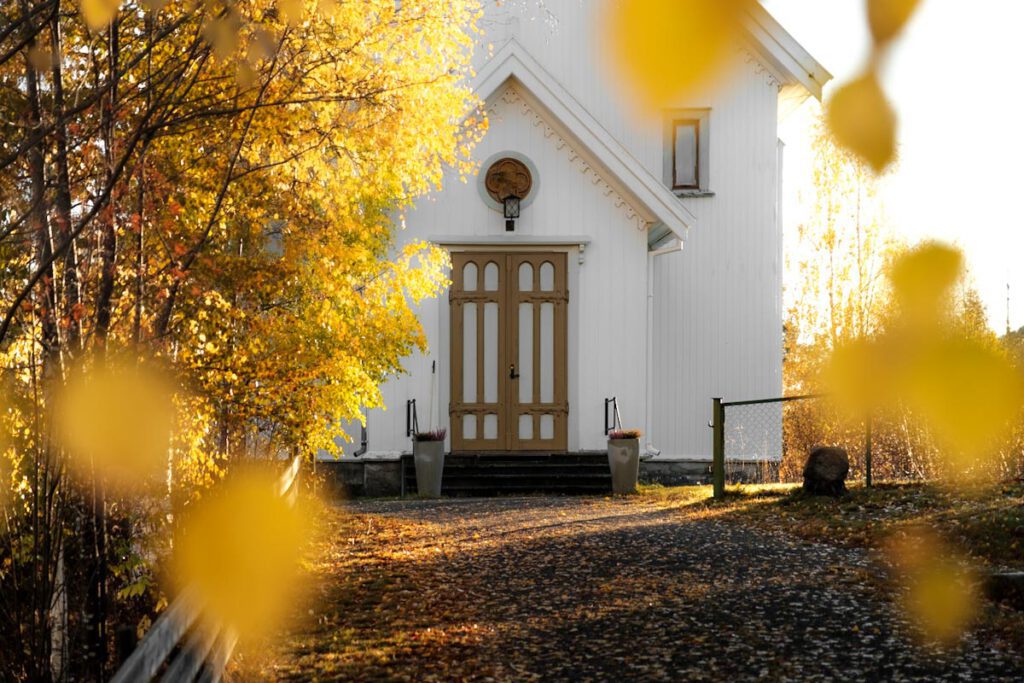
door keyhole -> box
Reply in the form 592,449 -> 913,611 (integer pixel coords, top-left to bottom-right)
510,364 -> 520,380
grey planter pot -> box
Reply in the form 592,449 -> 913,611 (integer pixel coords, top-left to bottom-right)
607,438 -> 640,494
413,440 -> 445,497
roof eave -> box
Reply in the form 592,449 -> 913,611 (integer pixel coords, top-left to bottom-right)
743,4 -> 833,102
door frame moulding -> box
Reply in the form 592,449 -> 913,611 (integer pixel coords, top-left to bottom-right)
431,236 -> 591,265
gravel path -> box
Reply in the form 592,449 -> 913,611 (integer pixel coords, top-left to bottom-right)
254,496 -> 1024,682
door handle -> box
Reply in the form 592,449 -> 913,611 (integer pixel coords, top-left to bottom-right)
509,364 -> 520,379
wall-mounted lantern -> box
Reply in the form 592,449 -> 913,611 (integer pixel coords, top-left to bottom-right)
485,156 -> 533,232
503,194 -> 521,231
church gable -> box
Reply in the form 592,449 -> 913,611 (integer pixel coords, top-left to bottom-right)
487,83 -> 650,234
473,40 -> 696,247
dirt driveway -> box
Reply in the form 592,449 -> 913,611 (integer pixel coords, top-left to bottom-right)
240,496 -> 1024,682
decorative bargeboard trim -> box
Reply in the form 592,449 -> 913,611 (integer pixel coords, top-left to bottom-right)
487,84 -> 651,232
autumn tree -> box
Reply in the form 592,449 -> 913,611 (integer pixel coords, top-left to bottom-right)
781,117 -> 1015,482
0,1 -> 484,678
785,116 -> 897,395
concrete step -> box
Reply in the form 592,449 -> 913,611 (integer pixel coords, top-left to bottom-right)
436,469 -> 610,479
442,453 -> 608,465
441,462 -> 609,471
401,452 -> 613,497
429,485 -> 613,496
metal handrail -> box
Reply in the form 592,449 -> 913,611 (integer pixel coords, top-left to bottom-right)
109,455 -> 302,683
721,393 -> 828,408
406,399 -> 419,438
604,397 -> 622,435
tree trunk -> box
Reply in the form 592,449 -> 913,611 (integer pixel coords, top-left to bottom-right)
86,17 -> 121,679
48,11 -> 82,355
21,3 -> 64,677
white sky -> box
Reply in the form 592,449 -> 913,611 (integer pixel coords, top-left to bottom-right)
763,0 -> 1024,333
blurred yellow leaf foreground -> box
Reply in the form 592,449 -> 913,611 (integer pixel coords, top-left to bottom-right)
54,361 -> 176,490
171,468 -> 311,639
605,0 -> 754,109
828,243 -> 1024,483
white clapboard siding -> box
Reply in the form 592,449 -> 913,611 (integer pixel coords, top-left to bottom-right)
651,65 -> 784,459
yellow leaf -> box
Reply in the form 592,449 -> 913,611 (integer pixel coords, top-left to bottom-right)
867,0 -> 922,44
27,45 -> 54,72
202,14 -> 241,62
171,469 -> 310,638
316,0 -> 337,18
605,0 -> 753,109
887,528 -> 978,644
248,27 -> 277,63
830,244 -> 1024,475
235,61 -> 257,89
889,241 -> 963,325
826,71 -> 896,173
0,397 -> 9,508
80,0 -> 120,31
909,563 -> 977,643
901,338 -> 1024,471
826,337 -> 888,415
54,362 -> 176,490
279,0 -> 305,27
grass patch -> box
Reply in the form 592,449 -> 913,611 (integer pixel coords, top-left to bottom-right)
639,480 -> 1024,568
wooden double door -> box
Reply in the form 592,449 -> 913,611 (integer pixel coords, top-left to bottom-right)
450,252 -> 568,451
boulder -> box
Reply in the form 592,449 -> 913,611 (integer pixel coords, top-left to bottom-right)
803,446 -> 849,496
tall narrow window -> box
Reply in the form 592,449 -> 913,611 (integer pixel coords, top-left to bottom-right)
663,109 -> 710,194
672,120 -> 700,189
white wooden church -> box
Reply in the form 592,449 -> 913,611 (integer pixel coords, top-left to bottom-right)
332,2 -> 830,470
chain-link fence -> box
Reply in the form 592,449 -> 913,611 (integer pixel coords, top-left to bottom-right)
710,392 -> 1024,498
710,394 -> 874,497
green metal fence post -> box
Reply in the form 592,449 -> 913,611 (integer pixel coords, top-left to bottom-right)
865,413 -> 873,488
712,397 -> 725,500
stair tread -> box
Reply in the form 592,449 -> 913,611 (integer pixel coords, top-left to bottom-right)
404,471 -> 611,475
402,452 -> 616,496
440,486 -> 611,493
402,467 -> 610,471
435,474 -> 609,479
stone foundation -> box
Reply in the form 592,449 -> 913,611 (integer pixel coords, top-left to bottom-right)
314,456 -> 404,499
314,455 -> 779,499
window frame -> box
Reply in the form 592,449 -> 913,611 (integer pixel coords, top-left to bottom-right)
671,119 -> 701,190
663,109 -> 711,195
